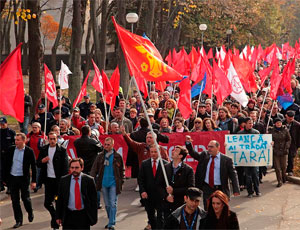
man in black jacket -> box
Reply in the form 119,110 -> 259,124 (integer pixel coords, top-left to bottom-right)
185,136 -> 239,209
74,126 -> 103,174
162,145 -> 195,218
3,133 -> 36,228
138,145 -> 168,230
56,158 -> 98,230
37,132 -> 69,229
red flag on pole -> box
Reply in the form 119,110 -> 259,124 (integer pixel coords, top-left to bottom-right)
178,77 -> 192,119
270,61 -> 282,100
44,64 -> 58,108
101,69 -> 114,98
281,58 -> 295,94
73,71 -> 90,108
112,16 -> 182,82
107,66 -> 120,110
0,43 -> 24,122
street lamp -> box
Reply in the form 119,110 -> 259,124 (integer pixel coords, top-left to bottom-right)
126,13 -> 139,33
199,24 -> 207,47
226,29 -> 232,49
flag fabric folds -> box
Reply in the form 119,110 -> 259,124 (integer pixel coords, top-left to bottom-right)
0,43 -> 24,122
178,77 -> 192,119
73,71 -> 90,108
112,16 -> 182,82
277,94 -> 294,110
58,60 -> 72,89
44,64 -> 58,108
107,66 -> 120,110
191,73 -> 206,98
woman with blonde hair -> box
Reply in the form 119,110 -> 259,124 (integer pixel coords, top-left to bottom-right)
190,118 -> 203,132
165,99 -> 177,120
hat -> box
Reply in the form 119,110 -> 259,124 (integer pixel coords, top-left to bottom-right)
0,117 -> 7,124
186,187 -> 202,200
38,104 -> 45,109
224,100 -> 232,105
73,107 -> 80,112
286,110 -> 295,117
84,94 -> 90,99
274,118 -> 282,123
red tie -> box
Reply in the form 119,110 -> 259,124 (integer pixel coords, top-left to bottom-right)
152,160 -> 157,177
209,156 -> 216,188
74,177 -> 82,210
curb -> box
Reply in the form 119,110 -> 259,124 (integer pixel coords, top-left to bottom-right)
287,176 -> 300,185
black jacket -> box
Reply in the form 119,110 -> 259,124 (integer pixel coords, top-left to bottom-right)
283,119 -> 300,155
185,142 -> 239,198
24,94 -> 33,116
203,210 -> 239,229
74,136 -> 103,174
164,205 -> 207,229
37,144 -> 69,183
3,145 -> 37,184
163,161 -> 195,210
56,173 -> 98,226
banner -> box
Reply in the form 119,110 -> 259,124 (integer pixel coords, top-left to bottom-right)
225,134 -> 273,166
64,131 -> 228,175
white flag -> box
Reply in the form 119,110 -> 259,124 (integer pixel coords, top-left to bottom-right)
227,62 -> 248,107
58,61 -> 72,89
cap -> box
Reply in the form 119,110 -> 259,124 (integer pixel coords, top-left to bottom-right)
186,187 -> 202,200
38,104 -> 45,109
84,94 -> 90,99
0,117 -> 7,124
286,110 -> 295,117
73,107 -> 80,112
274,118 -> 282,123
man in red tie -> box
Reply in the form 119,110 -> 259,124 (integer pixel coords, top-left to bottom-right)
138,145 -> 168,230
185,136 -> 240,210
56,158 -> 98,230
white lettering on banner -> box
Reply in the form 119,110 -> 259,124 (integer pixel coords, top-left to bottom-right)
46,81 -> 57,98
225,134 -> 273,166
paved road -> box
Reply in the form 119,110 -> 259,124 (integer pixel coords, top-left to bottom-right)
1,170 -> 300,229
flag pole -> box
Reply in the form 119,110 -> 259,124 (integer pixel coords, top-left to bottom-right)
170,100 -> 178,128
103,95 -> 108,133
131,76 -> 170,188
266,100 -> 276,132
44,95 -> 47,139
257,81 -> 270,122
211,84 -> 214,118
59,89 -> 62,125
196,81 -> 204,116
122,77 -> 133,126
106,97 -> 113,134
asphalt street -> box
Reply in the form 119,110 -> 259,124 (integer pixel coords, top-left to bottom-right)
0,169 -> 300,229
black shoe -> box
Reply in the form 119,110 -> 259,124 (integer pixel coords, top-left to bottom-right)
51,220 -> 59,229
259,179 -> 263,184
98,204 -> 102,209
247,194 -> 253,198
256,192 -> 262,197
277,183 -> 282,187
105,225 -> 109,229
28,213 -> 34,222
13,222 -> 22,228
108,227 -> 115,230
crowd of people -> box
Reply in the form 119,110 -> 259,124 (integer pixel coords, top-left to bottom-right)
1,60 -> 300,230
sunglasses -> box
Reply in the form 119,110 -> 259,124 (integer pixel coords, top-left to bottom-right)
195,121 -> 201,124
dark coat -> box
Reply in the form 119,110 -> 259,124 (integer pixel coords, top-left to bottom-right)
90,149 -> 125,194
3,145 -> 37,184
185,142 -> 239,198
268,126 -> 291,156
138,158 -> 168,203
164,205 -> 207,229
56,173 -> 98,226
74,136 -> 103,174
203,210 -> 239,229
283,119 -> 300,155
163,161 -> 195,210
37,144 -> 69,183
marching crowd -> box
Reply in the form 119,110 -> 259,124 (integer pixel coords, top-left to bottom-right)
1,60 -> 300,230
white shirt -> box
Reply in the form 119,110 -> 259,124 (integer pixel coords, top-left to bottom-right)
47,146 -> 56,178
151,158 -> 159,169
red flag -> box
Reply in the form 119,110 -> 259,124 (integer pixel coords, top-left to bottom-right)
165,50 -> 173,66
213,60 -> 232,105
190,55 -> 205,83
257,44 -> 264,62
207,48 -> 213,59
155,81 -> 166,92
107,66 -> 120,110
189,46 -> 199,71
259,64 -> 273,87
173,47 -> 191,75
101,69 -> 114,98
0,43 -> 24,122
233,46 -> 240,56
135,75 -> 148,99
73,71 -> 90,108
282,58 -> 295,94
178,77 -> 192,119
112,17 -> 182,82
232,55 -> 258,93
44,64 -> 58,108
270,61 -> 282,100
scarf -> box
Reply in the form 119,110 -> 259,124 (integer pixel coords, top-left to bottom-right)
104,150 -> 113,166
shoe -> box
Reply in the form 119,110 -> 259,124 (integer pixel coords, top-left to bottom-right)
256,192 -> 262,197
247,194 -> 253,198
108,226 -> 115,230
105,225 -> 109,229
277,183 -> 282,187
288,172 -> 293,176
135,185 -> 139,192
51,219 -> 59,229
259,179 -> 263,184
144,224 -> 151,230
13,222 -> 22,228
28,213 -> 34,222
98,204 -> 102,209
6,188 -> 10,194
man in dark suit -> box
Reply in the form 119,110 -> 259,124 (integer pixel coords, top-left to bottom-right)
162,145 -> 195,217
185,136 -> 239,209
37,132 -> 69,229
138,145 -> 168,230
3,133 -> 36,228
56,158 -> 98,230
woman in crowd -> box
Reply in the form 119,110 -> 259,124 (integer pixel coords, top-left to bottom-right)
159,118 -> 172,133
204,190 -> 239,229
148,99 -> 159,111
202,118 -> 221,131
172,117 -> 189,133
268,118 -> 291,187
165,99 -> 177,120
190,118 -> 203,132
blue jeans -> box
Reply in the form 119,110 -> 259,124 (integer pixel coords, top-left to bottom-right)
102,185 -> 118,227
244,167 -> 260,195
19,116 -> 30,134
